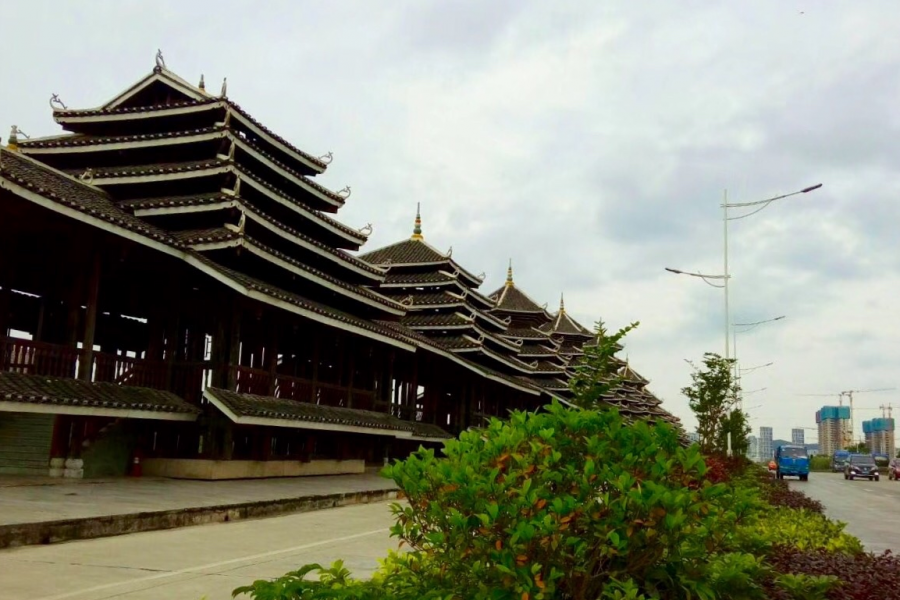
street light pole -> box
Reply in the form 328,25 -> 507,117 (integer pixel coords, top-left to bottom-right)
723,190 -> 730,361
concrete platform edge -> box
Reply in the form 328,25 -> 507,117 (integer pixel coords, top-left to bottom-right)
0,488 -> 400,549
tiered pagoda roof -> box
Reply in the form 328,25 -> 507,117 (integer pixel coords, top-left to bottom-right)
604,362 -> 683,429
488,263 -> 571,395
361,208 -> 548,383
17,61 -> 407,327
540,295 -> 595,367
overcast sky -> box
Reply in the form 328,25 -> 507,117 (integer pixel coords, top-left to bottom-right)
5,1 -> 899,445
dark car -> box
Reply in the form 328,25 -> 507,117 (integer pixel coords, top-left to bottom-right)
889,459 -> 900,481
844,454 -> 879,481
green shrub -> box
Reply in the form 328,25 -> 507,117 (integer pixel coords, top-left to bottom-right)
772,572 -> 839,600
382,402 -> 761,600
809,456 -> 832,471
743,508 -> 862,555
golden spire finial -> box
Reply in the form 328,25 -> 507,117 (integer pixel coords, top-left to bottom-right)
559,293 -> 566,313
411,202 -> 423,240
506,258 -> 514,286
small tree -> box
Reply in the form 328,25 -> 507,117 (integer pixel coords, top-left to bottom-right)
682,352 -> 741,455
568,320 -> 639,409
720,407 -> 751,457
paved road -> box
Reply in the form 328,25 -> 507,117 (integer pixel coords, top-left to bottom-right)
0,502 -> 397,600
789,471 -> 900,554
0,473 -> 396,526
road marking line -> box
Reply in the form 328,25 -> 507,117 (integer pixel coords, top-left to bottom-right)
37,527 -> 390,600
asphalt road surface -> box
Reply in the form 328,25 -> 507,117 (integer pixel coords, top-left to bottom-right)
789,471 -> 900,554
2,473 -> 896,599
0,502 -> 397,600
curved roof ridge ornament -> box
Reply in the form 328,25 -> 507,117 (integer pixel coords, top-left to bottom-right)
401,295 -> 414,307
223,175 -> 242,197
49,94 -> 67,110
382,258 -> 392,266
337,186 -> 352,199
446,245 -> 452,257
477,272 -> 486,281
358,223 -> 373,236
220,77 -> 228,98
78,167 -> 94,184
6,125 -> 18,151
318,151 -> 334,165
237,209 -> 246,236
155,49 -> 166,71
503,316 -> 512,324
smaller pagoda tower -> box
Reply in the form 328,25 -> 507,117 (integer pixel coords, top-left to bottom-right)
488,261 -> 571,396
361,207 -> 540,382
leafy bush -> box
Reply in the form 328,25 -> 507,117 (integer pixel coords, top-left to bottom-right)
703,455 -> 752,484
743,509 -> 862,555
771,572 -> 840,600
809,456 -> 832,471
764,547 -> 900,600
757,475 -> 825,514
382,402 -> 761,600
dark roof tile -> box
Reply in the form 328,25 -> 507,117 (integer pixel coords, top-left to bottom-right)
361,239 -> 447,265
20,126 -> 223,148
0,150 -> 180,247
206,387 -> 451,439
489,283 -> 547,313
0,371 -> 199,416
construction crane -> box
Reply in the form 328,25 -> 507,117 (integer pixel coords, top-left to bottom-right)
799,388 -> 895,447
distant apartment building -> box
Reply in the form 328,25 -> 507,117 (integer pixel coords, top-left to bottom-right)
759,427 -> 774,461
687,431 -> 700,444
862,418 -> 895,457
816,406 -> 851,457
791,428 -> 805,446
748,435 -> 759,461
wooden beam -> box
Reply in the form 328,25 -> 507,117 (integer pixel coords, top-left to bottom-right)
77,252 -> 101,381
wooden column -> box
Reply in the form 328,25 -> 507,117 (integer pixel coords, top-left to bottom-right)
345,343 -> 355,407
386,349 -> 395,410
310,331 -> 320,403
409,356 -> 419,419
266,318 -> 279,396
226,301 -> 241,390
77,253 -> 101,381
0,283 -> 10,339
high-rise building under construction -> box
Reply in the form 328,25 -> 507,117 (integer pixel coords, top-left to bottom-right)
863,418 -> 895,457
816,406 -> 851,457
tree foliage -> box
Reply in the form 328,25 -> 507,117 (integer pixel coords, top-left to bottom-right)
682,353 -> 745,456
568,320 -> 639,409
383,404 -> 758,600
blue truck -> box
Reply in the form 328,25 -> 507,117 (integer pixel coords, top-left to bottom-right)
775,444 -> 810,481
831,450 -> 850,472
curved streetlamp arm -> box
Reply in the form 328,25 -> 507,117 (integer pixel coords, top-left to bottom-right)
733,316 -> 786,332
724,184 -> 823,220
665,267 -> 729,288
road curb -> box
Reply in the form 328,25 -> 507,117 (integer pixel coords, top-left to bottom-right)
0,488 -> 399,549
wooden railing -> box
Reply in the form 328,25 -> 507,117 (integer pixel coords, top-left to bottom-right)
0,337 -> 80,379
0,337 -> 371,409
229,365 -> 374,407
1,336 -> 213,405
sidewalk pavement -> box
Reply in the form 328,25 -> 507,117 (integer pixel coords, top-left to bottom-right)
0,472 -> 397,527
